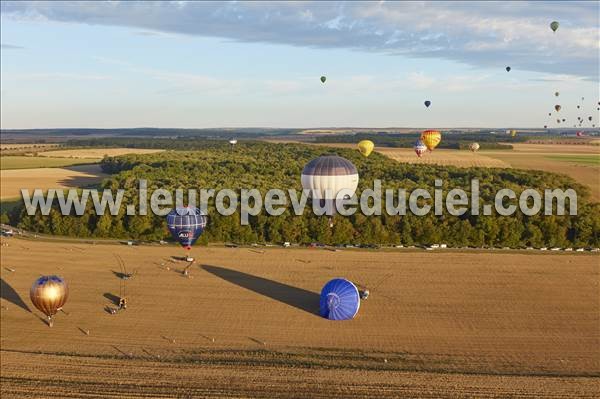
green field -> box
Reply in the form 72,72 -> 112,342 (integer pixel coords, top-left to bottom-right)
0,156 -> 100,170
543,155 -> 600,166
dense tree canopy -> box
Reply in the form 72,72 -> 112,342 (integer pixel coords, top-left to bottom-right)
12,140 -> 600,247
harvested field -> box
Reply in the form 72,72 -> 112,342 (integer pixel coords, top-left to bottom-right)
39,148 -> 164,159
0,156 -> 98,170
0,164 -> 106,200
377,147 -> 511,168
1,239 -> 598,398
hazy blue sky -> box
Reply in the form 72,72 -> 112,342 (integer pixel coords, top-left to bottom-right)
1,1 -> 598,129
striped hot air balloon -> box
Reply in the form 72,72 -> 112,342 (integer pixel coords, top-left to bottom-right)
420,130 -> 441,151
319,278 -> 360,320
301,156 -> 359,226
30,275 -> 68,327
414,139 -> 428,158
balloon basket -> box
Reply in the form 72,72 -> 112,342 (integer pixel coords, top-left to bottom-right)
186,256 -> 194,262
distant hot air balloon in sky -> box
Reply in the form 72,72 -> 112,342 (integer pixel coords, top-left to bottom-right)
576,131 -> 585,137
555,92 -> 559,97
166,206 -> 207,261
505,66 -> 511,72
581,97 -> 585,101
562,118 -> 566,122
544,125 -> 548,129
556,119 -> 561,123
550,21 -> 559,32
548,112 -> 552,116
577,105 -> 580,109
414,139 -> 427,158
421,130 -> 441,151
228,139 -> 237,148
555,105 -> 561,112
469,142 -> 480,152
357,140 -> 374,157
30,275 -> 68,327
319,278 -> 360,321
301,155 -> 359,227
589,116 -> 593,121
320,76 -> 326,83
424,100 -> 431,108
510,130 -> 517,137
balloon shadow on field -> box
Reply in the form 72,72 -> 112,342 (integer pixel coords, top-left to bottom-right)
103,292 -> 120,306
1,277 -> 31,313
202,265 -> 320,316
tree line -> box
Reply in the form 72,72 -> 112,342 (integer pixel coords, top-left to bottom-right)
9,140 -> 600,248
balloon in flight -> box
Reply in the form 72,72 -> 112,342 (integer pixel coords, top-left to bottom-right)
420,130 -> 441,151
555,105 -> 561,112
301,156 -> 359,221
469,142 -> 480,152
414,139 -> 428,158
550,21 -> 559,32
320,76 -> 326,83
424,100 -> 431,108
319,278 -> 360,320
506,66 -> 511,72
166,206 -> 208,252
357,140 -> 374,157
554,92 -> 559,97
30,275 -> 68,327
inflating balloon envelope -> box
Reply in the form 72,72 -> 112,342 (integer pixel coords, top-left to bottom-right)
319,278 -> 361,320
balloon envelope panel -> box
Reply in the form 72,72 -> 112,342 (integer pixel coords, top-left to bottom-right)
319,278 -> 360,320
30,275 -> 68,317
166,207 -> 208,249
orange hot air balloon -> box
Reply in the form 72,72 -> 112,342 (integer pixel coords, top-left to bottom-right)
30,275 -> 68,327
420,130 -> 442,151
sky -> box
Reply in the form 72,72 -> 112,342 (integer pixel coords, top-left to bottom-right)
1,1 -> 598,129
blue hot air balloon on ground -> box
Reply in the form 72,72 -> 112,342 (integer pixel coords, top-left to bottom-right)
319,278 -> 360,320
166,206 -> 207,262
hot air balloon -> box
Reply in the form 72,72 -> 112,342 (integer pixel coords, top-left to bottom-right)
550,21 -> 559,32
424,100 -> 431,108
555,105 -> 561,112
166,206 -> 208,262
556,119 -> 561,123
319,278 -> 360,320
562,118 -> 566,122
228,139 -> 237,148
320,76 -> 326,83
469,142 -> 480,152
581,97 -> 585,101
506,66 -> 511,72
301,155 -> 359,227
414,139 -> 427,158
577,105 -> 580,109
357,140 -> 374,157
421,130 -> 441,151
555,92 -> 559,97
589,116 -> 593,121
511,130 -> 517,137
544,125 -> 548,129
576,131 -> 585,137
548,113 -> 552,116
30,275 -> 68,327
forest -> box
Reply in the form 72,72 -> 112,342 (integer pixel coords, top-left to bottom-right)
10,140 -> 600,247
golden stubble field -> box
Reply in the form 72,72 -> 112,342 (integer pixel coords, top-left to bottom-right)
0,164 -> 107,200
38,148 -> 164,159
1,238 -> 598,398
